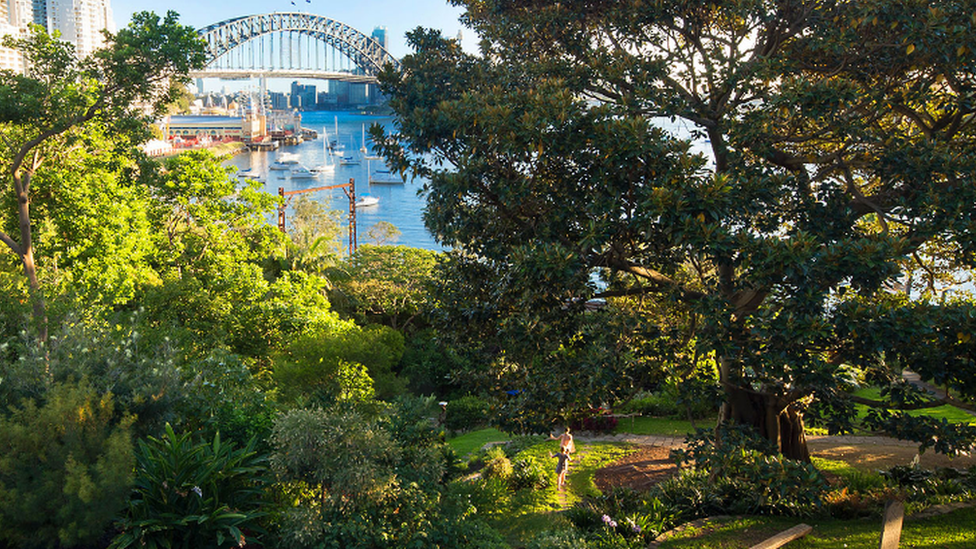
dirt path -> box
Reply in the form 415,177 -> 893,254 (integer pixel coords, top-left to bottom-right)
586,434 -> 976,494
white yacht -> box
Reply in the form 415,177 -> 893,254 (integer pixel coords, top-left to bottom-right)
355,193 -> 379,208
290,165 -> 317,179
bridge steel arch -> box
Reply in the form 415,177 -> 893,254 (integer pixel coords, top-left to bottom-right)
197,12 -> 400,77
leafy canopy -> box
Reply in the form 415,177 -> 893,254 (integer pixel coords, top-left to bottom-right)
377,0 -> 976,456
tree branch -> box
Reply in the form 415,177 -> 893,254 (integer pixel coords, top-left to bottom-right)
0,231 -> 22,255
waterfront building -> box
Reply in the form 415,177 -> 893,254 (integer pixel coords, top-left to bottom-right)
318,90 -> 338,109
269,91 -> 290,111
165,113 -> 266,143
266,109 -> 302,134
331,79 -> 369,108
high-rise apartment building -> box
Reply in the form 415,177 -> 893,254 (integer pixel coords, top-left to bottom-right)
43,0 -> 114,58
1,0 -> 113,72
1,0 -> 31,72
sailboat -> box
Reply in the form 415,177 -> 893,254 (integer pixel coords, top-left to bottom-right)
331,116 -> 345,156
360,124 -> 368,154
311,126 -> 335,174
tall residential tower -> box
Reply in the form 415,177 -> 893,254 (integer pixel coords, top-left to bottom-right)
1,0 -> 31,72
1,0 -> 113,72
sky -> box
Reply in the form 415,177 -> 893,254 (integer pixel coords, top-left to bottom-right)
109,0 -> 477,59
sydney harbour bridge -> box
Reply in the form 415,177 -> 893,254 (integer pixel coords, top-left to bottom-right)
194,12 -> 400,85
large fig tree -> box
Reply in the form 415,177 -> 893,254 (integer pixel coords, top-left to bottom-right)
376,0 -> 976,460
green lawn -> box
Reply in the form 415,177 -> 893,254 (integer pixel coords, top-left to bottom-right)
658,506 -> 976,548
853,387 -> 976,425
484,439 -> 638,546
446,428 -> 511,459
611,415 -> 712,437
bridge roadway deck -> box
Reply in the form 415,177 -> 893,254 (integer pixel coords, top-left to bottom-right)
190,69 -> 378,83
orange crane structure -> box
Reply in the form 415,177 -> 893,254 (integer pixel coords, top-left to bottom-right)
277,178 -> 357,255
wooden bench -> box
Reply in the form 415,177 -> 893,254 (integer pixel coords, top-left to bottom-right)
749,524 -> 813,549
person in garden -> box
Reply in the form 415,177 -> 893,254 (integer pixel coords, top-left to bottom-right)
550,427 -> 574,454
549,449 -> 571,490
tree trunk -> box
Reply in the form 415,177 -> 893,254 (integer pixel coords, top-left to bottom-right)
16,179 -> 47,343
779,405 -> 810,462
720,385 -> 811,462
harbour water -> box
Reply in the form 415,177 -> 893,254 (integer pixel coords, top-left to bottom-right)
226,111 -> 442,251
224,112 -> 713,253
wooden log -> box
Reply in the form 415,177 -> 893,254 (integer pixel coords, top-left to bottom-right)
878,500 -> 905,549
749,524 -> 813,549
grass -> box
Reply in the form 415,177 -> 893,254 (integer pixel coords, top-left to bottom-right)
611,415 -> 712,437
657,506 -> 976,548
853,387 -> 976,425
485,439 -> 638,546
448,418 -> 975,547
446,428 -> 510,459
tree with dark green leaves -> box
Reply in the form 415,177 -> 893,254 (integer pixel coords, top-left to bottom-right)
334,244 -> 440,331
0,12 -> 206,340
376,0 -> 976,460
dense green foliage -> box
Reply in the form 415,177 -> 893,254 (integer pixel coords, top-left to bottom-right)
111,425 -> 268,549
0,13 -> 207,338
666,425 -> 828,517
270,402 -> 505,549
2,4 -> 975,549
0,381 -> 135,549
377,0 -> 976,459
331,244 -> 439,331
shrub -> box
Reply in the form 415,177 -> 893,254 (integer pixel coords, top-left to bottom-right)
571,408 -> 618,433
111,425 -> 269,549
509,457 -> 552,491
0,314 -> 184,438
879,462 -> 976,503
504,434 -> 548,458
566,488 -> 676,545
525,529 -> 590,549
823,487 -> 899,519
174,350 -> 276,451
839,469 -> 889,494
482,445 -> 514,480
444,395 -> 488,432
651,471 -> 724,520
0,381 -> 135,549
448,476 -> 513,520
271,403 -> 503,548
273,333 -> 377,406
663,423 -> 828,518
616,382 -> 719,420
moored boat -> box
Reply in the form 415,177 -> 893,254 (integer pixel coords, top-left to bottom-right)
290,165 -> 317,179
355,193 -> 379,208
269,152 -> 301,170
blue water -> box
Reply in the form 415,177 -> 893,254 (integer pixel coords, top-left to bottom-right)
226,111 -> 442,251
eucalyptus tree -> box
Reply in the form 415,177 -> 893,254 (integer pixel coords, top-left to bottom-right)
377,0 -> 976,459
0,12 -> 206,340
